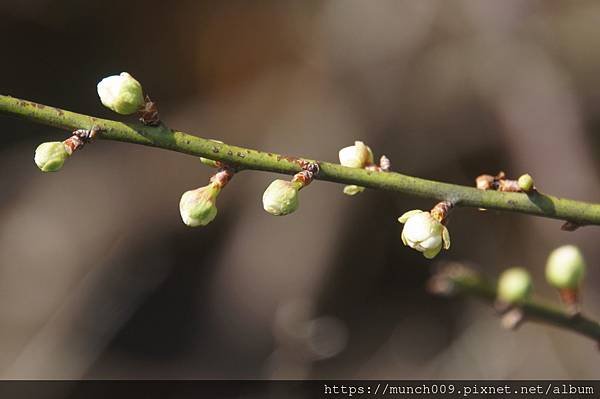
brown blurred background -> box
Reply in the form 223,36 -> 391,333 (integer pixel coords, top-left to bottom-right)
1,0 -> 600,380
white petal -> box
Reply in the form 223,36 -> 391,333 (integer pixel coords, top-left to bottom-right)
403,213 -> 435,242
420,235 -> 442,250
398,209 -> 423,224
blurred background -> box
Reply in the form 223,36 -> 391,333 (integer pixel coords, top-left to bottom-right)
1,0 -> 600,380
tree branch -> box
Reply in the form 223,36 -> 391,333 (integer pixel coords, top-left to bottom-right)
429,264 -> 600,343
2,94 -> 600,226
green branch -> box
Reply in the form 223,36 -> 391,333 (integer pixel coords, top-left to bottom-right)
429,264 -> 600,343
2,94 -> 600,226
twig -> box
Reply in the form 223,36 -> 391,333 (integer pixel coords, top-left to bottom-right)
2,94 -> 600,226
428,264 -> 600,343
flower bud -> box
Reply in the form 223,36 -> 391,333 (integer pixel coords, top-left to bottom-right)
179,183 -> 221,227
34,141 -> 71,172
398,210 -> 450,259
497,267 -> 532,304
545,245 -> 586,290
343,185 -> 365,196
338,141 -> 374,168
262,179 -> 300,216
517,174 -> 534,192
97,72 -> 145,115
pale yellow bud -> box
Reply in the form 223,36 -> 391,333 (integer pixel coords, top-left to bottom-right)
179,183 -> 221,227
34,141 -> 71,172
545,245 -> 586,290
338,141 -> 374,168
262,179 -> 300,216
517,174 -> 534,192
97,72 -> 145,115
343,185 -> 365,196
497,267 -> 532,304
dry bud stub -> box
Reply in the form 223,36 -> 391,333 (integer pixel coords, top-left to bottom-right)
475,171 -> 528,193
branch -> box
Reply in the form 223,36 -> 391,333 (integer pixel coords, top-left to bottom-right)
429,264 -> 600,343
2,94 -> 600,226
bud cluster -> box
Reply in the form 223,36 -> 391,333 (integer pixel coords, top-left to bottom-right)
476,171 -> 535,193
493,244 -> 587,319
337,141 -> 390,196
30,70 -> 599,347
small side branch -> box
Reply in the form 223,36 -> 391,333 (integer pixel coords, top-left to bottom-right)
428,264 -> 600,343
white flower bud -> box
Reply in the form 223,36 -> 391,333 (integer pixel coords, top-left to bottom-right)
262,179 -> 300,216
545,245 -> 586,290
97,72 -> 145,115
398,210 -> 450,259
497,267 -> 532,304
338,141 -> 374,168
34,141 -> 71,172
179,183 -> 221,227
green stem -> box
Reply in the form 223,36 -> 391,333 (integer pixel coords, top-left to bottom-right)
2,94 -> 600,226
431,265 -> 600,342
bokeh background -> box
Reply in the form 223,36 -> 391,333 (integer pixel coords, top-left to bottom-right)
1,0 -> 600,380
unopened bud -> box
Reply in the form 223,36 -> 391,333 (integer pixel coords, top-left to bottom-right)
262,179 -> 301,216
97,72 -> 145,115
34,141 -> 71,172
497,267 -> 532,304
343,185 -> 365,196
545,245 -> 586,290
517,174 -> 534,192
179,183 -> 221,227
338,141 -> 374,168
